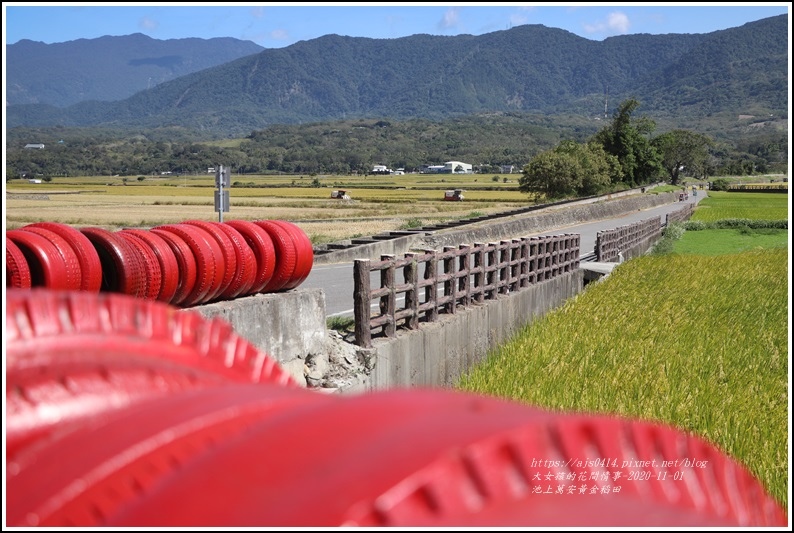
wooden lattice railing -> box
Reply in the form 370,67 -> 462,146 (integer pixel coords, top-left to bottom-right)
353,234 -> 580,347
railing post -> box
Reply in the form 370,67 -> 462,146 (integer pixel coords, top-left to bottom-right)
404,252 -> 419,330
353,259 -> 372,348
380,254 -> 396,338
473,243 -> 485,303
443,246 -> 457,314
519,237 -> 530,288
459,244 -> 471,306
423,249 -> 438,322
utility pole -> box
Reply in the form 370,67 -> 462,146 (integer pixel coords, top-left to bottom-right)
604,85 -> 609,119
214,165 -> 230,222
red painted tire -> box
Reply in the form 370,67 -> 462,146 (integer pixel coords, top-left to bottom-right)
6,236 -> 32,289
270,220 -> 313,289
80,227 -> 147,298
19,226 -> 83,291
224,220 -> 276,296
6,383 -> 324,527
6,229 -> 70,289
152,224 -> 221,306
252,220 -> 297,293
5,289 -> 299,459
182,220 -> 237,301
211,222 -> 257,299
119,229 -> 179,304
53,388 -> 784,528
116,231 -> 163,301
149,228 -> 198,307
25,222 -> 102,292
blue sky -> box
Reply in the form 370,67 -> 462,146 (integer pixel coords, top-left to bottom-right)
3,2 -> 791,48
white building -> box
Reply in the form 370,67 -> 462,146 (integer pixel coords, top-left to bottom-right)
444,161 -> 473,174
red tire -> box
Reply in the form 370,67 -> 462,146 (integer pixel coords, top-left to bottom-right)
269,220 -> 313,289
5,289 -> 300,459
6,229 -> 70,289
57,388 -> 784,528
25,222 -> 102,292
211,222 -> 257,299
252,220 -> 297,293
6,383 -> 323,527
6,236 -> 32,289
182,220 -> 237,301
224,220 -> 276,296
149,228 -> 198,307
79,227 -> 147,298
116,231 -> 163,301
120,229 -> 179,304
19,226 -> 83,291
152,224 -> 221,306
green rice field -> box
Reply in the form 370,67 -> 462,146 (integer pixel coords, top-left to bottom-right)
691,191 -> 789,222
457,191 -> 790,508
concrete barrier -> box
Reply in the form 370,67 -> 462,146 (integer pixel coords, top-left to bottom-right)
187,289 -> 327,383
362,270 -> 584,390
314,191 -> 679,264
184,192 -> 671,392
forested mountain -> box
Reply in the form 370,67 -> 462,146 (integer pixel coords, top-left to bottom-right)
5,15 -> 788,139
6,33 -> 265,107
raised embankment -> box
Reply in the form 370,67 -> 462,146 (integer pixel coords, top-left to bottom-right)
190,191 -> 678,392
313,190 -> 679,263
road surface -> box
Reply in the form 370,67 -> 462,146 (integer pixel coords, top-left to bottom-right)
301,192 -> 707,318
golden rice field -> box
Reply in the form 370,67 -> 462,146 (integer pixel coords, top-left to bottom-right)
4,174 -> 535,244
458,249 -> 789,508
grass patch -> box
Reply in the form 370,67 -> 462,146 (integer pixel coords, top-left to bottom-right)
399,217 -> 424,229
456,249 -> 788,508
691,191 -> 788,222
672,228 -> 788,255
327,315 -> 355,333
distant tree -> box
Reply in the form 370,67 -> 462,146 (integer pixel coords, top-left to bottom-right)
652,129 -> 714,185
591,98 -> 663,185
709,178 -> 731,191
520,150 -> 577,198
519,140 -> 616,198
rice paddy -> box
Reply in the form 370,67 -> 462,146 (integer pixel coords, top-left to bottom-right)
457,191 -> 790,508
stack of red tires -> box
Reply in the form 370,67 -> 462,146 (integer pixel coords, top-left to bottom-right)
5,219 -> 313,306
4,289 -> 787,527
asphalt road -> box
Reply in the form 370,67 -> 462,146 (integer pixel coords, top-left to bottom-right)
301,191 -> 707,318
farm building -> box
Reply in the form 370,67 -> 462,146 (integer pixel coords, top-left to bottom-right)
372,165 -> 392,174
24,143 -> 45,149
443,161 -> 473,174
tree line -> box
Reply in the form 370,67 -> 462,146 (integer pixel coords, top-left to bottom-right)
5,102 -> 786,185
519,99 -> 716,198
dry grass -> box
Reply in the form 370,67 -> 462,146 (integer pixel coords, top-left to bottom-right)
5,180 -> 531,244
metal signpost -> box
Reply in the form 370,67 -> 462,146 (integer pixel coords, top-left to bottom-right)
214,165 -> 230,222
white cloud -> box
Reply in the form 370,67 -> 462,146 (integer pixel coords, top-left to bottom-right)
250,7 -> 264,19
139,16 -> 158,31
438,8 -> 460,31
583,11 -> 631,36
606,12 -> 630,33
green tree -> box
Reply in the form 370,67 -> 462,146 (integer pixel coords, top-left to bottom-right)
519,140 -> 616,199
519,150 -> 578,198
592,99 -> 663,186
652,129 -> 714,184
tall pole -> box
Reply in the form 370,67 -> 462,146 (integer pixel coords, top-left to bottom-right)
604,85 -> 609,119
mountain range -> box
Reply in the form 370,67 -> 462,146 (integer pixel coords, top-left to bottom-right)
6,33 -> 265,107
5,15 -> 788,138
